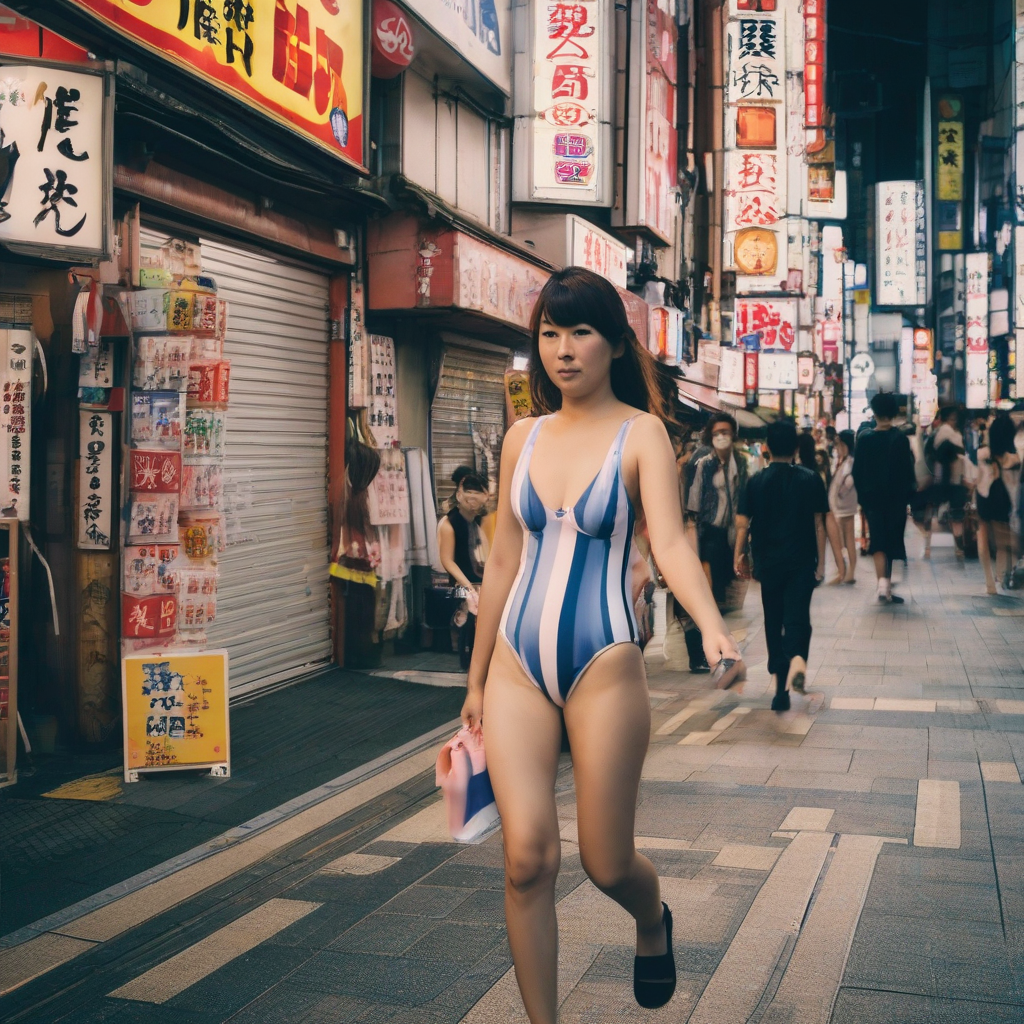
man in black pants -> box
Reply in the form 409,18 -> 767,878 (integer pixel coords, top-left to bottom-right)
734,418 -> 827,712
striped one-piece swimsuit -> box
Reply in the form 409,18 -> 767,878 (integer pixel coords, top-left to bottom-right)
499,414 -> 643,707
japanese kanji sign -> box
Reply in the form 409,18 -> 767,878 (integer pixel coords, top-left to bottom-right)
568,214 -> 627,286
936,119 -> 964,201
77,409 -> 113,548
0,330 -> 32,522
725,151 -> 780,229
0,63 -> 109,257
734,298 -> 797,350
68,0 -> 364,170
525,0 -> 612,203
122,651 -> 230,779
726,16 -> 781,103
875,181 -> 923,306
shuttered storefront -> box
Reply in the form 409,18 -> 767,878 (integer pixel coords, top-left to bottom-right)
141,227 -> 332,693
430,339 -> 510,513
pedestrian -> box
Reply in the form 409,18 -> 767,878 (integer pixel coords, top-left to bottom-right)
733,418 -> 827,712
460,267 -> 740,1021
683,412 -> 750,671
438,467 -> 490,668
926,405 -> 969,558
826,429 -> 858,584
852,392 -> 916,604
975,413 -> 1022,596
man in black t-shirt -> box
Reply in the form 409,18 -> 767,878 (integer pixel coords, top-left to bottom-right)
735,418 -> 828,712
852,392 -> 916,604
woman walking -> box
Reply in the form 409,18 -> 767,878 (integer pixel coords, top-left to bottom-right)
826,429 -> 858,584
438,467 -> 490,668
461,268 -> 738,1022
976,413 -> 1021,596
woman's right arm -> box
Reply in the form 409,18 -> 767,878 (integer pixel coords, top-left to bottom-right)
461,419 -> 530,733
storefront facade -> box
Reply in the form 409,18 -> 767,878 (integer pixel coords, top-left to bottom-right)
6,0 -> 370,763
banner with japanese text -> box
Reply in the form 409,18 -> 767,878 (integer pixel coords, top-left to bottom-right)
0,330 -> 32,521
69,0 -> 364,170
122,650 -> 230,778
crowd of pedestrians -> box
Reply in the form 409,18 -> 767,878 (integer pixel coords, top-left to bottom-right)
677,394 -> 1024,709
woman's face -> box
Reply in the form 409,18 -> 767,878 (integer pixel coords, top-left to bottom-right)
538,315 -> 623,401
835,439 -> 849,461
457,485 -> 488,515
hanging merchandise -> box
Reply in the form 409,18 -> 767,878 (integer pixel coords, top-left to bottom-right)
123,237 -> 231,664
369,334 -> 398,446
369,447 -> 411,525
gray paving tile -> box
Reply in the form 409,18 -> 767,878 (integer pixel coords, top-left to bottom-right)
291,950 -> 466,1003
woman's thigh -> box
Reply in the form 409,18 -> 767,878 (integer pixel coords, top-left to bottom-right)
483,638 -> 564,866
563,643 -> 650,865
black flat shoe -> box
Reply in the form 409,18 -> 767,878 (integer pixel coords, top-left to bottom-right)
634,902 -> 676,1009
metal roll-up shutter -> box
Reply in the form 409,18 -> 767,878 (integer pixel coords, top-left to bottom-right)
430,340 -> 510,513
140,227 -> 332,693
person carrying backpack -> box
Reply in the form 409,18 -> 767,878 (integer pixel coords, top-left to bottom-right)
976,413 -> 1022,596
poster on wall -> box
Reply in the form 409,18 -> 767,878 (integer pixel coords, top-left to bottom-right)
0,329 -> 32,521
77,410 -> 113,549
68,0 -> 365,170
0,62 -> 111,260
368,334 -> 398,448
121,650 -> 230,781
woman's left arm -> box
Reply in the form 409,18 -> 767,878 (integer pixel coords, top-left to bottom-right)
632,416 -> 741,665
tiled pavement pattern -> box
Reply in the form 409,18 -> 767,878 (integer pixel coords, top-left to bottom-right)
2,536 -> 1024,1022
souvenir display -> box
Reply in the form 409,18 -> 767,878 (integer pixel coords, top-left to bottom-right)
167,290 -> 194,331
122,593 -> 177,639
187,361 -> 231,404
176,567 -> 218,632
130,449 -> 182,494
180,461 -> 222,511
134,336 -> 190,391
183,408 -> 226,458
124,543 -> 180,596
131,391 -> 184,449
128,493 -> 180,543
123,238 -> 230,655
129,290 -> 168,331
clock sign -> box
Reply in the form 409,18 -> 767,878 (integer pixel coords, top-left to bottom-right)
734,228 -> 778,276
850,352 -> 876,379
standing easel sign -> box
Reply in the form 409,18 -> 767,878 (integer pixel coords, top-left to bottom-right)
121,650 -> 230,782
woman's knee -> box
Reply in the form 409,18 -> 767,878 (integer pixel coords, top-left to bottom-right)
580,848 -> 633,893
505,838 -> 560,894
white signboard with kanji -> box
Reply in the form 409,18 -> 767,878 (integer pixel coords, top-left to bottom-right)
0,63 -> 111,259
77,410 -> 113,548
0,329 -> 31,520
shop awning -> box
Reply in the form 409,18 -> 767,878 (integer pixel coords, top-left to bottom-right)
677,379 -> 767,432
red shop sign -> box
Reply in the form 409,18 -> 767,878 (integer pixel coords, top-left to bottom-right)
122,594 -> 177,638
371,0 -> 415,79
744,351 -> 759,391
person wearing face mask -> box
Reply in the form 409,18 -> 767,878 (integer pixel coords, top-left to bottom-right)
438,467 -> 490,668
684,413 -> 750,672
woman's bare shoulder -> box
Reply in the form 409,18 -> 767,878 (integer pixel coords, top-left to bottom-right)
628,411 -> 670,441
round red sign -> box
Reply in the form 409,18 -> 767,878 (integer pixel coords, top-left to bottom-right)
372,0 -> 415,79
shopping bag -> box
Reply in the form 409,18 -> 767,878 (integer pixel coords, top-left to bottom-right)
435,727 -> 500,843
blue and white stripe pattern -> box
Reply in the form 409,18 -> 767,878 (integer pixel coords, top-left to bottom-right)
499,414 -> 642,707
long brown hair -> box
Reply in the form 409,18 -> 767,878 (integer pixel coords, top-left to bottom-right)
527,267 -> 672,420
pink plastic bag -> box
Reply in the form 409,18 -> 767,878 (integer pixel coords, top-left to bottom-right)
435,727 -> 500,843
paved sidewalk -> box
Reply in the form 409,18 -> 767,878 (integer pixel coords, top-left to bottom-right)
2,532 -> 1024,1023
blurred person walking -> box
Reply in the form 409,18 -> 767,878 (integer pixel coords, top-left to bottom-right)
852,393 -> 916,604
684,412 -> 750,672
734,418 -> 827,712
976,413 -> 1022,596
926,405 -> 969,559
826,429 -> 858,584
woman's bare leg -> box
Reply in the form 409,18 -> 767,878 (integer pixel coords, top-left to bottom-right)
978,520 -> 996,594
826,512 -> 845,583
841,515 -> 857,581
563,644 -> 666,956
483,640 -> 563,1024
